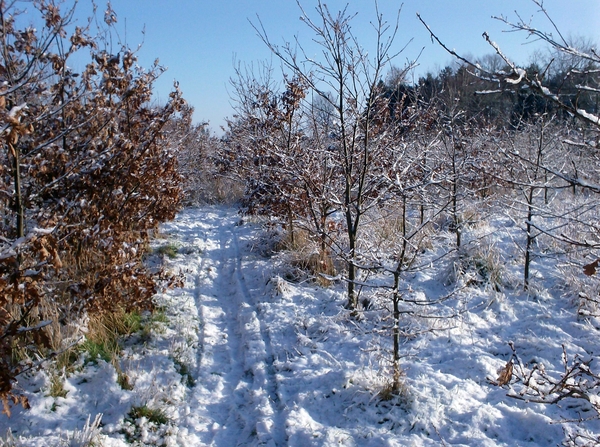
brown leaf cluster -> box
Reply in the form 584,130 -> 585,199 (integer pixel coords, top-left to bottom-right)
0,1 -> 189,413
496,361 -> 514,386
583,259 -> 600,276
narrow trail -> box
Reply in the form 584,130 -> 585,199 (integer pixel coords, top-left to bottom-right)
210,220 -> 257,445
230,222 -> 287,446
177,207 -> 286,447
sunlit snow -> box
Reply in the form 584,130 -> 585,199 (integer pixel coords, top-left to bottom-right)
1,206 -> 599,446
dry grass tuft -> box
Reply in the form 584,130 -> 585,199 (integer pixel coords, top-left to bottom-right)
266,226 -> 338,286
375,364 -> 410,404
444,241 -> 504,290
290,251 -> 336,286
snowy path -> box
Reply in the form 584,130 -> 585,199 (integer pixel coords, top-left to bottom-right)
169,207 -> 286,446
3,205 -> 600,446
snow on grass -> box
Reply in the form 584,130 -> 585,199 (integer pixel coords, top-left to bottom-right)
0,204 -> 599,445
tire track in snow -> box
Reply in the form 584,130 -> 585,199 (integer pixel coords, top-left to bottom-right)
176,208 -> 286,446
209,219 -> 258,445
190,223 -> 210,380
230,225 -> 287,446
172,208 -> 251,446
193,271 -> 205,378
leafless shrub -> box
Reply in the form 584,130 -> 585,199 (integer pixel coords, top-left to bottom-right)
562,429 -> 600,447
492,342 -> 600,425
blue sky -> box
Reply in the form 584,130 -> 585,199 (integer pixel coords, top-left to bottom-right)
74,1 -> 600,133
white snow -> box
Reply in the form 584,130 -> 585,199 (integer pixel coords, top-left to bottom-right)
577,109 -> 600,125
1,205 -> 599,446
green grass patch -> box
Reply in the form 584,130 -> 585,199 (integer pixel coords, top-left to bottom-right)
156,243 -> 179,259
120,311 -> 143,334
123,404 -> 170,443
150,309 -> 169,324
126,405 -> 169,425
173,358 -> 195,387
47,372 -> 68,399
80,338 -> 117,364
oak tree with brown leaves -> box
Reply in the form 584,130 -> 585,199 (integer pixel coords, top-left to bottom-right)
0,0 -> 188,413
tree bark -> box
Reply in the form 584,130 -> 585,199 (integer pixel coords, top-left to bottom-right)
9,143 -> 24,239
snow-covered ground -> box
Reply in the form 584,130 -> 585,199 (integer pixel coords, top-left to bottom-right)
1,205 -> 599,446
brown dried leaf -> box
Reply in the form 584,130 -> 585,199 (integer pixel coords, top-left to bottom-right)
2,396 -> 10,417
50,248 -> 62,269
583,259 -> 600,276
496,361 -> 513,386
7,129 -> 19,145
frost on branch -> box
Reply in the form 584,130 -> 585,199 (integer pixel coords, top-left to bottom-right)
492,343 -> 600,420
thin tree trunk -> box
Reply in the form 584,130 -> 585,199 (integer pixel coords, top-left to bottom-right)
287,206 -> 295,247
346,219 -> 357,309
452,175 -> 461,248
524,188 -> 535,290
391,195 -> 408,393
392,270 -> 401,392
320,204 -> 327,255
9,143 -> 24,239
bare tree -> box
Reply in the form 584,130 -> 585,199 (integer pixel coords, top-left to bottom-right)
253,1 -> 413,309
